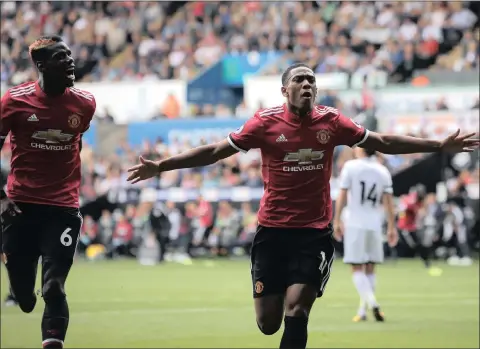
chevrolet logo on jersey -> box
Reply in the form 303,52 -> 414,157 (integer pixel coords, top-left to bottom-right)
32,129 -> 73,144
284,149 -> 325,165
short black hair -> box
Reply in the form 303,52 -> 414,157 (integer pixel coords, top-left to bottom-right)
281,63 -> 311,86
364,148 -> 377,157
29,35 -> 63,63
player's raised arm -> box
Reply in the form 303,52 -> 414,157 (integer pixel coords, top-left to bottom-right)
334,111 -> 479,154
127,114 -> 264,184
361,129 -> 479,154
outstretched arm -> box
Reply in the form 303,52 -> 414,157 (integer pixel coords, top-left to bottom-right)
127,114 -> 264,184
158,139 -> 238,171
127,139 -> 238,184
361,129 -> 479,154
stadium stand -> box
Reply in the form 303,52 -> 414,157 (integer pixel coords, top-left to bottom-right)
1,1 -> 478,263
2,2 -> 478,87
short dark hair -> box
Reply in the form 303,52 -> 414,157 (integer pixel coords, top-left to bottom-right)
29,35 -> 63,63
281,63 -> 311,86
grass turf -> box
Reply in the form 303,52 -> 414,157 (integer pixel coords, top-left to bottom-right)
1,258 -> 478,348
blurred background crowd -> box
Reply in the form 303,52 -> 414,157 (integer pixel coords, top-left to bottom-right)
2,1 -> 479,85
1,1 -> 479,117
1,1 -> 479,265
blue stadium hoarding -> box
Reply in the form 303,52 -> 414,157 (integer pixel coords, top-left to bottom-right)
127,118 -> 246,146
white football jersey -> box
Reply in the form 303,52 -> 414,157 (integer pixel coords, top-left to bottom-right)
339,157 -> 393,231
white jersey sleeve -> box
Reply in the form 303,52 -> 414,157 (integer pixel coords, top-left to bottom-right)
380,166 -> 394,195
339,162 -> 352,190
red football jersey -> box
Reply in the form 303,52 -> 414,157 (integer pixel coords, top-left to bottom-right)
227,104 -> 368,229
397,193 -> 420,231
0,81 -> 96,208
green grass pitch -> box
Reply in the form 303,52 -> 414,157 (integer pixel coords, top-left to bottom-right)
1,259 -> 478,348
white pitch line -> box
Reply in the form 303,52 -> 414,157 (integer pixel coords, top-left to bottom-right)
1,299 -> 477,319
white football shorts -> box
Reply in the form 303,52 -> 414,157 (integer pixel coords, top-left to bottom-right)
343,227 -> 384,264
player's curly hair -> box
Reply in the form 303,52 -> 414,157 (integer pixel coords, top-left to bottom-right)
28,35 -> 63,63
281,63 -> 311,86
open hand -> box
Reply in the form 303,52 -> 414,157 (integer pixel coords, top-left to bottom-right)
440,129 -> 479,153
126,156 -> 159,184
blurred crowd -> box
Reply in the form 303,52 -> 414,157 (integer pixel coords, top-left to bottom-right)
263,2 -> 479,81
1,1 -> 478,264
4,133 -> 477,264
72,146 -> 480,264
2,1 -> 478,87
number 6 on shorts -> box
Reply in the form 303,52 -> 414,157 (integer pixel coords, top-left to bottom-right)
60,227 -> 73,247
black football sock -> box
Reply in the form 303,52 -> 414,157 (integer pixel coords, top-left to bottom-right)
41,296 -> 69,347
418,245 -> 431,268
456,241 -> 470,258
279,315 -> 308,349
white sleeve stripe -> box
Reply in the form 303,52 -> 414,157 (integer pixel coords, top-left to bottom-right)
227,135 -> 247,153
384,187 -> 394,194
351,129 -> 369,148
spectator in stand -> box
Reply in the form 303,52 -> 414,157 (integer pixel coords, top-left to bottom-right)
110,213 -> 134,258
238,202 -> 257,252
208,201 -> 241,257
98,209 -> 115,246
1,1 -> 478,265
2,2 -> 477,117
164,201 -> 192,264
78,215 -> 99,254
192,195 -> 214,246
317,90 -> 339,108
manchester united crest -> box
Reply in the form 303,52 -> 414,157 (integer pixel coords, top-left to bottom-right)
316,130 -> 330,144
254,281 -> 264,294
68,114 -> 81,129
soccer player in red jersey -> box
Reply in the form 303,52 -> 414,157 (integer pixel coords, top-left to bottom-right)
397,184 -> 441,274
0,36 -> 96,349
127,63 -> 478,349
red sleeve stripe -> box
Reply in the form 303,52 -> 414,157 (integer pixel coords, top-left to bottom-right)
258,105 -> 284,117
70,88 -> 93,101
10,86 -> 36,98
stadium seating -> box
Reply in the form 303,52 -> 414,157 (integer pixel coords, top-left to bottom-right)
2,2 -> 478,89
0,1 -> 478,262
